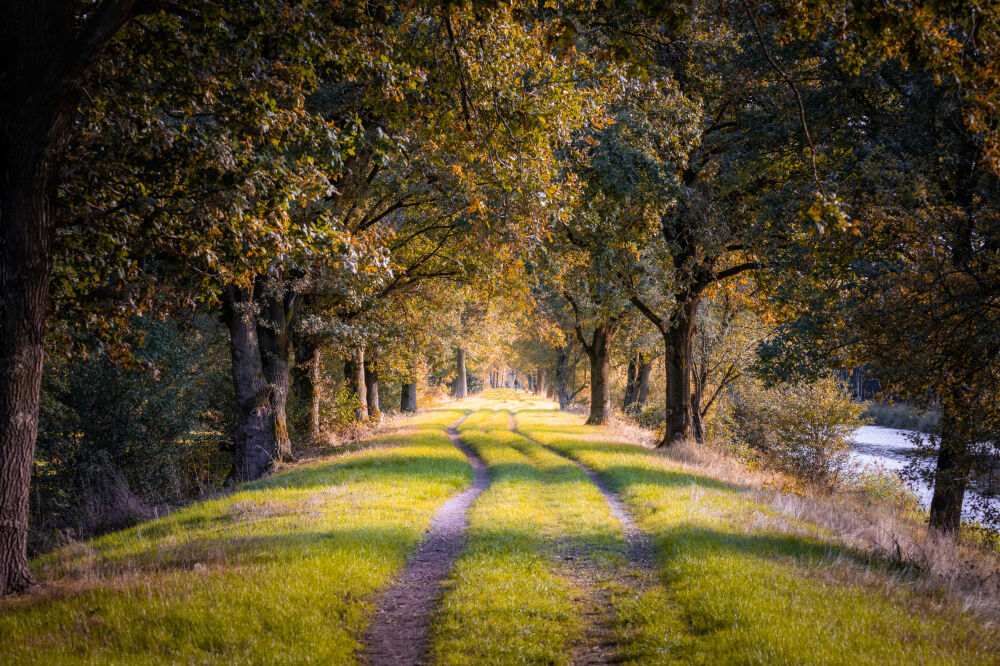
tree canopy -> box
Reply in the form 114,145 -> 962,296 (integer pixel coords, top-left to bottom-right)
2,0 -> 1000,595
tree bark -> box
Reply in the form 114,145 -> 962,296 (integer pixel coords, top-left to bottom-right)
661,299 -> 698,445
364,353 -> 381,420
623,354 -> 639,413
0,157 -> 50,595
344,349 -> 368,422
401,381 -> 418,412
536,368 -> 547,396
453,347 -> 468,398
255,269 -> 300,461
556,350 -> 571,408
928,396 -> 972,532
584,323 -> 614,425
222,285 -> 280,482
636,356 -> 651,408
0,0 -> 161,595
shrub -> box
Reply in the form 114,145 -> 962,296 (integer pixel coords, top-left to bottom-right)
863,401 -> 939,433
847,465 -> 922,514
722,376 -> 870,487
324,384 -> 365,431
32,317 -> 232,551
633,403 -> 665,431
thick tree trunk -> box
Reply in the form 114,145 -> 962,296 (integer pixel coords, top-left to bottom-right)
928,399 -> 971,532
0,159 -> 52,596
401,381 -> 418,412
536,368 -> 547,396
222,285 -> 280,482
364,353 -> 381,421
344,349 -> 368,422
453,347 -> 468,398
661,300 -> 698,446
623,354 -> 639,413
0,1 -> 159,596
255,270 -> 300,461
585,324 -> 614,425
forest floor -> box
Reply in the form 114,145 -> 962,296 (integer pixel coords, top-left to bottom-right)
1,390 -> 998,665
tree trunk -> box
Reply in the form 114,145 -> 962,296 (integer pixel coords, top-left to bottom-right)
364,353 -> 381,421
453,347 -> 468,398
255,270 -> 300,461
691,395 -> 705,444
293,337 -> 321,442
661,299 -> 698,446
623,354 -> 639,413
222,285 -> 279,482
556,348 -> 572,409
536,368 -> 547,396
928,397 -> 972,532
585,324 -> 614,425
636,356 -> 651,408
0,1 -> 152,595
0,18 -> 76,598
344,349 -> 368,422
401,381 -> 418,412
0,159 -> 51,596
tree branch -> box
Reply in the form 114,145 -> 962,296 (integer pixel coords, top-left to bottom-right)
742,0 -> 823,193
629,295 -> 666,336
711,261 -> 760,284
562,291 -> 593,354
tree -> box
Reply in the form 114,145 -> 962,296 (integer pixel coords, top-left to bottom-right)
756,18 -> 1000,531
0,0 -> 182,597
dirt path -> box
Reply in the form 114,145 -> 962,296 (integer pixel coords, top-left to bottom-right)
509,412 -> 659,665
363,415 -> 490,666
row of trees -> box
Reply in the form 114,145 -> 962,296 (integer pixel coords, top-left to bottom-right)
2,0 -> 999,594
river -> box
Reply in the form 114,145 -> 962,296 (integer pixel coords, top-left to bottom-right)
850,426 -> 998,522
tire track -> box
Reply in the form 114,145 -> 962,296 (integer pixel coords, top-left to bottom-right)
363,414 -> 489,666
508,411 -> 658,665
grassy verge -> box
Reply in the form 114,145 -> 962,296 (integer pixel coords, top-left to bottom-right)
517,408 -> 998,665
0,410 -> 471,665
429,409 -> 621,664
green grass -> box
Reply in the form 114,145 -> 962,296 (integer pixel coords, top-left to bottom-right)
430,408 -> 627,665
517,407 -> 998,665
1,409 -> 471,665
4,396 -> 997,665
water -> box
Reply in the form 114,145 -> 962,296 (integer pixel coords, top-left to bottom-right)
850,426 -> 998,521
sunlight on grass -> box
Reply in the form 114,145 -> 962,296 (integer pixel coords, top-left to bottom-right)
518,408 -> 998,665
430,408 -> 623,665
5,396 -> 996,665
0,409 -> 470,665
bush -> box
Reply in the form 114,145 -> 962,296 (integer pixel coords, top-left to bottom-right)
847,466 -> 922,514
862,401 -> 939,433
323,384 -> 365,432
32,317 -> 232,552
722,376 -> 869,487
633,403 -> 665,431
